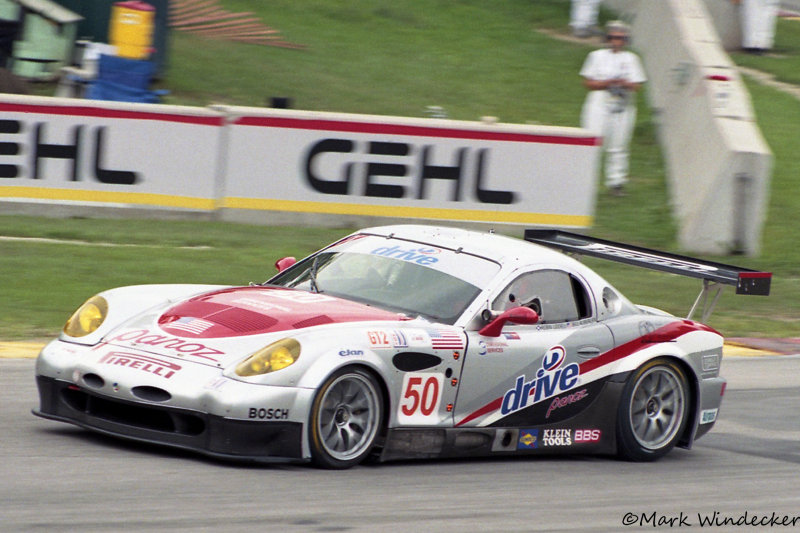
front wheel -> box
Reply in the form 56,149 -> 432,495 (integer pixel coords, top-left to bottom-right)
616,359 -> 690,461
309,368 -> 383,469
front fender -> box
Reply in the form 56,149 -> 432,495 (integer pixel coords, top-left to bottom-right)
60,284 -> 229,347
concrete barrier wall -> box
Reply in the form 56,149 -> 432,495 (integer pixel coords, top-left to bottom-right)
0,95 -> 602,230
606,0 -> 772,254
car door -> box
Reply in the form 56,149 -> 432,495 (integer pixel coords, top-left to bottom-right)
452,268 -> 615,429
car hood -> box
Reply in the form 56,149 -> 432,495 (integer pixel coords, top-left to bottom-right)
155,286 -> 406,338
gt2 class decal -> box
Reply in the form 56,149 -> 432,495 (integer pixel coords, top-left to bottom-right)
501,346 -> 579,415
398,373 -> 444,424
366,329 -> 408,348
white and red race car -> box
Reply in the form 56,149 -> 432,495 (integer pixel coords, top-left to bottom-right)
33,225 -> 770,468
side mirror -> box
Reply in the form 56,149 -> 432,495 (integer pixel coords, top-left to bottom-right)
478,306 -> 539,337
275,257 -> 297,272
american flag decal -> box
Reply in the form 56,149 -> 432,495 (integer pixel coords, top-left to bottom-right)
166,317 -> 215,335
429,328 -> 464,350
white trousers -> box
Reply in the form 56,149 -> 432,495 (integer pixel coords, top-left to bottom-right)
570,0 -> 601,31
741,0 -> 779,50
581,92 -> 637,188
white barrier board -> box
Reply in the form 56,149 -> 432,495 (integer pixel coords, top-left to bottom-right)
0,95 -> 224,210
220,109 -> 601,227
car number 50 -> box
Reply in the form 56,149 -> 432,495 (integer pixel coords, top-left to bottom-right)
398,373 -> 444,424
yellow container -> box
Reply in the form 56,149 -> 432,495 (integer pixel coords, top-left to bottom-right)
109,1 -> 155,59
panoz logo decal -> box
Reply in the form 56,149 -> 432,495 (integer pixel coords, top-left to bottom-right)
99,352 -> 181,379
545,388 -> 588,419
371,245 -> 441,265
501,346 -> 580,415
106,329 -> 225,361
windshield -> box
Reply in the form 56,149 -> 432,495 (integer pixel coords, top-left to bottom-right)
268,235 -> 500,324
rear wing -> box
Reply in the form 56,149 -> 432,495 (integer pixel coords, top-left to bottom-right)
524,230 -> 771,322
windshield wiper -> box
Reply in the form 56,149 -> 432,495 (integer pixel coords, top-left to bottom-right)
309,255 -> 321,293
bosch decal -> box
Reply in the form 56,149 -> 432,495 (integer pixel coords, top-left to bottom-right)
500,346 -> 579,415
248,408 -> 290,420
99,352 -> 181,379
303,139 -> 517,205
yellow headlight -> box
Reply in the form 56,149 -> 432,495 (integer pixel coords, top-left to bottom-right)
235,338 -> 301,377
63,295 -> 108,337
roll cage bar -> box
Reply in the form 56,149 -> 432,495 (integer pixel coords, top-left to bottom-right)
524,230 -> 771,323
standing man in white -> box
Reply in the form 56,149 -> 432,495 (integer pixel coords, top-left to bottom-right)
738,0 -> 779,53
579,21 -> 646,196
570,0 -> 602,38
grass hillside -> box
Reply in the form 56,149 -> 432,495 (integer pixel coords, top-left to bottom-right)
2,1 -> 799,339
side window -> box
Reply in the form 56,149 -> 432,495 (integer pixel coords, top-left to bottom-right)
492,270 -> 592,324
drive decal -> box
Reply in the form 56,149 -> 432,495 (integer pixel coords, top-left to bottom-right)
371,245 -> 440,265
500,346 -> 579,416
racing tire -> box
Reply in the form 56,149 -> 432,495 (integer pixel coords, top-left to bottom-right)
616,359 -> 689,462
309,367 -> 383,469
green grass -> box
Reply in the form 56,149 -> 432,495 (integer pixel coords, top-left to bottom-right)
2,1 -> 799,340
731,17 -> 800,85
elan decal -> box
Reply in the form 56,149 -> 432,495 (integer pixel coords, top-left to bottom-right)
500,345 -> 580,416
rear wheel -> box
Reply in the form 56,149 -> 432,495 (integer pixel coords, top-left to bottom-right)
616,359 -> 689,461
309,368 -> 383,469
